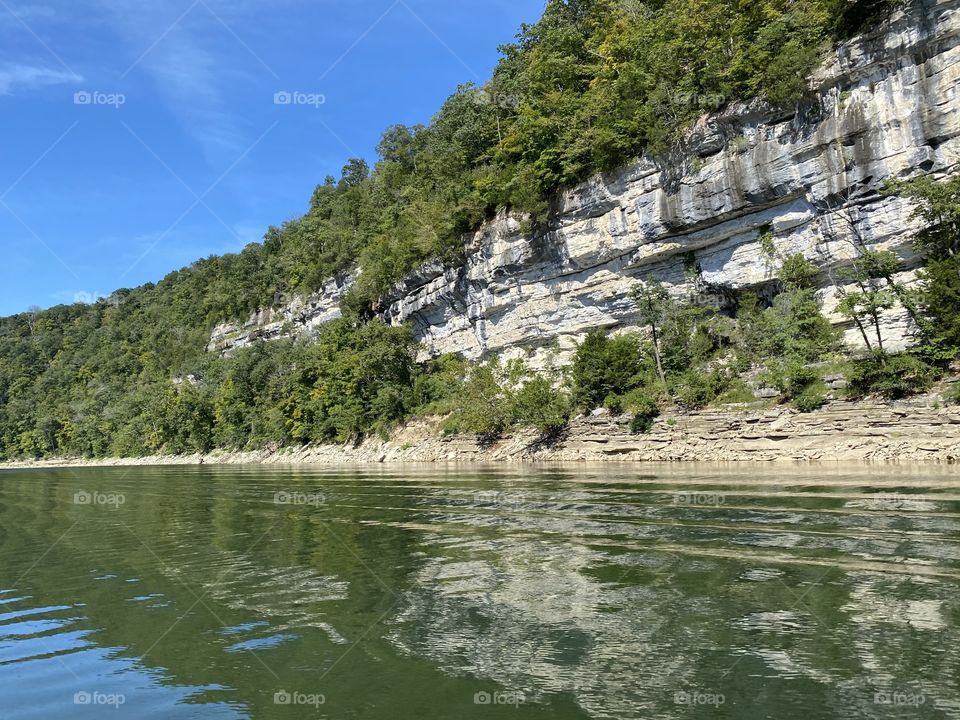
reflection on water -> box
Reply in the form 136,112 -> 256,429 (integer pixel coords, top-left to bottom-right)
0,464 -> 958,719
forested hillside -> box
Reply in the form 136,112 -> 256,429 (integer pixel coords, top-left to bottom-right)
5,0 -> 953,462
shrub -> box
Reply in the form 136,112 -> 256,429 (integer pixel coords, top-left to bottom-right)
571,331 -> 647,410
762,360 -> 818,398
846,352 -> 938,400
730,135 -> 750,155
447,363 -> 511,437
780,254 -> 819,289
714,379 -> 757,405
411,354 -> 468,414
630,414 -> 656,434
511,375 -> 570,435
951,382 -> 960,405
735,288 -> 839,364
624,388 -> 661,434
770,289 -> 840,361
671,368 -> 730,410
603,393 -> 625,416
792,385 -> 828,413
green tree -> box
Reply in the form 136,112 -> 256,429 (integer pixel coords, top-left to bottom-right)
510,373 -> 571,435
571,331 -> 647,411
631,279 -> 670,389
885,176 -> 960,355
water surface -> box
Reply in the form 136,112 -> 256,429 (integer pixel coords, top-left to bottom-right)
0,464 -> 957,719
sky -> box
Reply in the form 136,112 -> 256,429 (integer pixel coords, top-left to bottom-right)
0,0 -> 545,316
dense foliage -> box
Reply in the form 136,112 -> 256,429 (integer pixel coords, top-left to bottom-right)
27,0 -> 893,325
3,169 -> 959,459
0,314 -> 421,458
2,0 -> 946,461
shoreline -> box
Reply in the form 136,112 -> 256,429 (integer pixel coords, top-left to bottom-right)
3,395 -> 958,469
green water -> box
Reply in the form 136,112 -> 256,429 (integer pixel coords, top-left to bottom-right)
0,464 -> 958,719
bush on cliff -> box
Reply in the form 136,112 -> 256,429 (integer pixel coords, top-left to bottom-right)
625,389 -> 662,434
951,381 -> 960,405
510,375 -> 572,436
759,359 -> 826,405
571,332 -> 650,411
845,351 -> 938,400
792,385 -> 829,413
442,362 -> 512,438
736,289 -> 840,364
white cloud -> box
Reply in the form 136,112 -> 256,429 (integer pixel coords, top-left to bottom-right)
0,63 -> 81,94
93,0 -> 273,161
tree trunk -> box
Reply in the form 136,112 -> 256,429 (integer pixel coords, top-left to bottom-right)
650,324 -> 668,390
871,310 -> 885,353
853,315 -> 873,351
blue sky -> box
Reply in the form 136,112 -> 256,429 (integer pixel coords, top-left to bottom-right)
0,0 -> 544,316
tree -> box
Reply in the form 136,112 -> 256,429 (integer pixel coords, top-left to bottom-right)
631,279 -> 670,389
338,158 -> 370,189
571,331 -> 647,410
780,254 -> 819,290
885,176 -> 960,356
836,250 -> 897,353
451,362 -> 512,437
510,374 -> 570,435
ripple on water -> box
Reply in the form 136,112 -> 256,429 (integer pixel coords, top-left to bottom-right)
0,465 -> 958,719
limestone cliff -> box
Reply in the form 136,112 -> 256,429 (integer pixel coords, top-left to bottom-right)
209,0 -> 960,366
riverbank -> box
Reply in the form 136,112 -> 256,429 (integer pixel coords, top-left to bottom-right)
3,394 -> 959,469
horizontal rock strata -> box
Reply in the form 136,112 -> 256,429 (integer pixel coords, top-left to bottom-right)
210,0 -> 960,368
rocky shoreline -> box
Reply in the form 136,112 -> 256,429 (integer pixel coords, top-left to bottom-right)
4,395 -> 958,469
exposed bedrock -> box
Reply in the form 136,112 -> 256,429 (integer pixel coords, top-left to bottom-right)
209,0 -> 960,366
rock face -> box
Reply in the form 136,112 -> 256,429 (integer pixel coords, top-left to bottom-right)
208,275 -> 351,354
210,0 -> 960,364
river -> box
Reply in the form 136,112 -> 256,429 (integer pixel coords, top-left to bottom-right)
0,464 -> 957,719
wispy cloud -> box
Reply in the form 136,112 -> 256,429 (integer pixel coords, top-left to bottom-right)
0,2 -> 58,25
94,0 -> 276,161
0,4 -> 57,26
0,63 -> 80,94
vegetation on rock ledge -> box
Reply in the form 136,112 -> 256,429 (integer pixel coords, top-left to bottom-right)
3,0 -> 952,461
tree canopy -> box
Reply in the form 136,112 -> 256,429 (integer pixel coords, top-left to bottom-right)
0,0 -> 902,459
